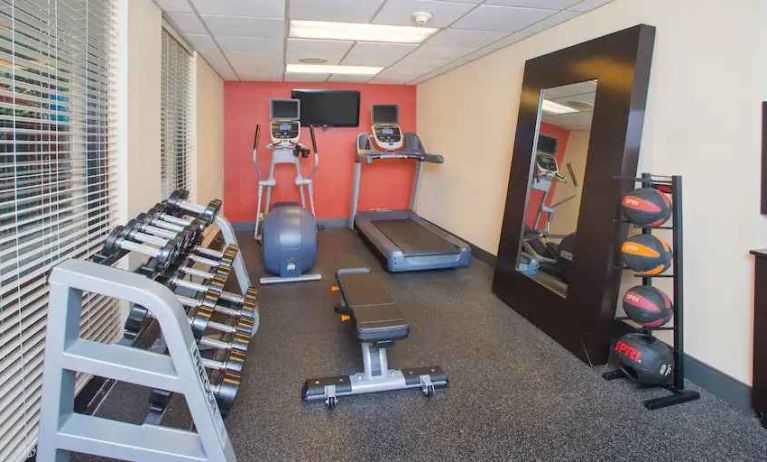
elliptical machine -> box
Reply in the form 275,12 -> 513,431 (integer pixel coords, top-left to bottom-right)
519,148 -> 578,283
252,99 -> 321,284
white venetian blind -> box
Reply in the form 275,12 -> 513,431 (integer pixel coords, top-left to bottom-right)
0,0 -> 119,460
161,27 -> 192,198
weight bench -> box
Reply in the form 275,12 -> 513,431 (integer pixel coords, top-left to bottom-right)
302,267 -> 448,408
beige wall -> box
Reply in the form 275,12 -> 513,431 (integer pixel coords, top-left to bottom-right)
122,0 -> 162,217
417,0 -> 767,384
549,129 -> 589,237
194,57 -> 225,206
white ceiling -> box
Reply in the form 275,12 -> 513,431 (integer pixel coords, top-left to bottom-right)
541,79 -> 596,130
157,0 -> 613,84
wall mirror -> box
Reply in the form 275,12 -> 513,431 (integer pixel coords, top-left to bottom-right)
518,80 -> 597,297
493,25 -> 656,365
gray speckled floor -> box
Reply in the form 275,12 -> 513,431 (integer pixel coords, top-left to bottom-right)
79,228 -> 767,462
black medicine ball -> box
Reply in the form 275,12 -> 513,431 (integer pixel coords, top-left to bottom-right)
613,333 -> 673,386
620,188 -> 672,227
622,285 -> 673,328
620,234 -> 672,275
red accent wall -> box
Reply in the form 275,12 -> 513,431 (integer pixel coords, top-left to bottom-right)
223,81 -> 417,222
525,122 -> 571,229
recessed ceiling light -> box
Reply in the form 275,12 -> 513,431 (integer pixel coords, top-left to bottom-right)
299,57 -> 328,64
290,20 -> 438,44
542,99 -> 578,114
286,64 -> 383,75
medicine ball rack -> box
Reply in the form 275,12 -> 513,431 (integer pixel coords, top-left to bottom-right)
603,173 -> 700,409
37,190 -> 254,462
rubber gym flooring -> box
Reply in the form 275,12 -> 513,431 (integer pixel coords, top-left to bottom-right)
76,228 -> 767,462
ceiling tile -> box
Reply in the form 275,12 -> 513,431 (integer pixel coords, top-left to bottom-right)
285,73 -> 331,82
522,9 -> 578,34
426,28 -> 505,48
286,38 -> 354,64
198,50 -> 238,80
203,16 -> 285,38
217,36 -> 284,53
407,44 -> 472,61
190,0 -> 285,18
373,0 -> 475,28
452,5 -> 555,32
155,0 -> 193,13
328,74 -> 372,83
389,56 -> 450,75
567,0 -> 613,12
289,0 -> 385,23
166,12 -> 207,34
342,42 -> 417,67
183,34 -> 219,53
238,69 -> 284,81
226,51 -> 284,74
486,0 -> 581,8
371,69 -> 421,83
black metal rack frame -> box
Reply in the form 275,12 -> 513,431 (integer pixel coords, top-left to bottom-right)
603,173 -> 700,409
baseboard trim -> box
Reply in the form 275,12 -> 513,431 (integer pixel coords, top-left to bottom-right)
684,353 -> 753,415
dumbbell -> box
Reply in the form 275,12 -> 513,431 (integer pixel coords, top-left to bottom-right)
130,217 -> 197,250
201,348 -> 245,373
169,275 -> 255,306
131,218 -> 239,262
211,370 -> 241,417
129,219 -> 232,270
177,291 -> 257,336
138,210 -> 205,245
147,368 -> 242,418
189,303 -> 255,339
165,190 -> 222,225
102,225 -> 182,270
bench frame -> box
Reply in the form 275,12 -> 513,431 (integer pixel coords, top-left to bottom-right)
302,267 -> 447,408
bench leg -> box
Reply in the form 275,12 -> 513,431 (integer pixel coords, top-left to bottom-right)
302,343 -> 448,407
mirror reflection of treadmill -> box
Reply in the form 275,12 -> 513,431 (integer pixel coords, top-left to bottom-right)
350,105 -> 472,272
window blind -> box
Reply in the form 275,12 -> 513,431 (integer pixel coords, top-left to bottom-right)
161,27 -> 192,198
0,0 -> 119,460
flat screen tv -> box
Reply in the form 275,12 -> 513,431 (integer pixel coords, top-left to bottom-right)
291,89 -> 360,127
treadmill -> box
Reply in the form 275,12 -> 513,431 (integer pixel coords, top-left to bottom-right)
349,104 -> 471,272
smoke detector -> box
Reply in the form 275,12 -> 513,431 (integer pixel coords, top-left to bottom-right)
412,11 -> 433,27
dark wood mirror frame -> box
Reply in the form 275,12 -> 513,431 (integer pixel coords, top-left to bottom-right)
493,25 -> 656,365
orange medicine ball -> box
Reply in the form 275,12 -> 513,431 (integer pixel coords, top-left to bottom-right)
620,234 -> 672,275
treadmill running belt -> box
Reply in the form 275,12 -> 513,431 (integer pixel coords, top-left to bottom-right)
373,219 -> 460,257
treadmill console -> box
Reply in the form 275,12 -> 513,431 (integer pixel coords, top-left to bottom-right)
371,104 -> 403,151
270,99 -> 301,144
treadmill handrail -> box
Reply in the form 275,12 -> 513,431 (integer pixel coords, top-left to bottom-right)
356,133 -> 444,164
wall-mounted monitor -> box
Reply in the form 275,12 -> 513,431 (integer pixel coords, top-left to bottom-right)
271,99 -> 300,120
291,89 -> 360,127
372,105 -> 398,125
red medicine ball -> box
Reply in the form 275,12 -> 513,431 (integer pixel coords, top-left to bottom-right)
622,285 -> 673,328
620,188 -> 672,227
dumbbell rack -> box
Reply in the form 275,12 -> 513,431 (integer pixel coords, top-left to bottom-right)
37,192 -> 253,461
603,173 -> 700,409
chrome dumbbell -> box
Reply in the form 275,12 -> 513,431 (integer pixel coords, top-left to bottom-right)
165,189 -> 222,225
201,349 -> 245,373
101,225 -> 182,270
177,291 -> 257,337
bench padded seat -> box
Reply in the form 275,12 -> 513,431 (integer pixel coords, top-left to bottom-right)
336,270 -> 410,343
352,304 -> 409,342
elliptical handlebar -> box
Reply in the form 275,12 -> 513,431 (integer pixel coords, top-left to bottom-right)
253,124 -> 262,182
306,126 -> 319,179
